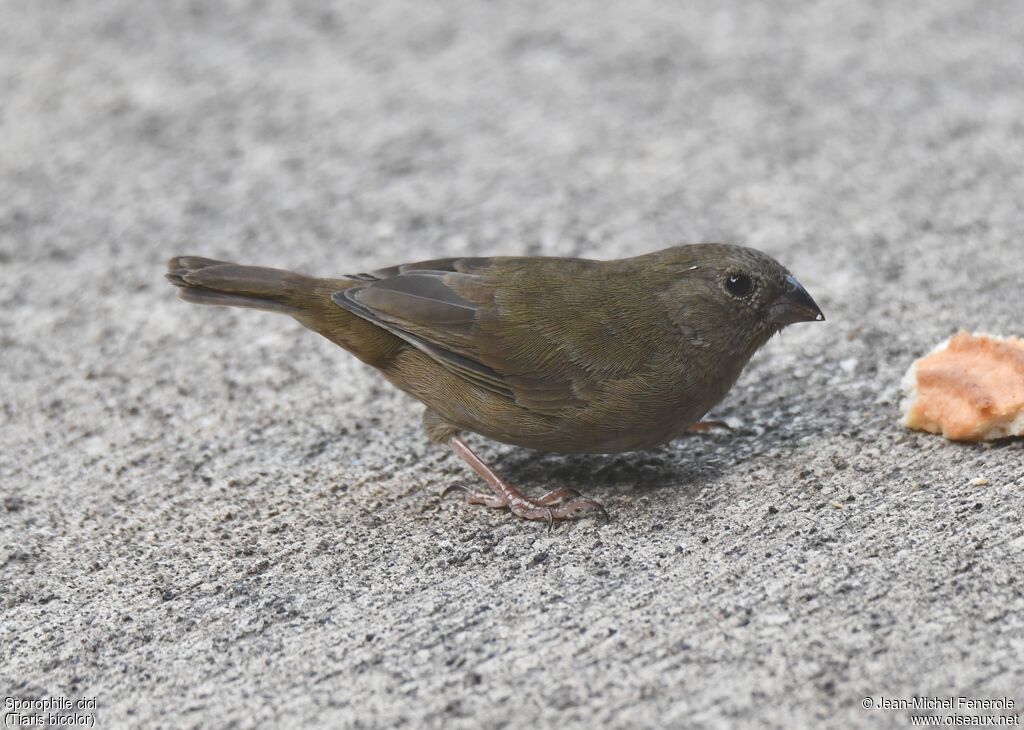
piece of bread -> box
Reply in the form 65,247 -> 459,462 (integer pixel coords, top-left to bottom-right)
900,331 -> 1024,441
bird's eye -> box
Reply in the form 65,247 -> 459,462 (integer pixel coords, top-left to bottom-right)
724,273 -> 752,297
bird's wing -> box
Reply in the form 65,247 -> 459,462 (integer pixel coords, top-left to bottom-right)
331,256 -> 659,413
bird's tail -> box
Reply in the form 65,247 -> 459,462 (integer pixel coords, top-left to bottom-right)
166,256 -> 327,315
165,256 -> 402,368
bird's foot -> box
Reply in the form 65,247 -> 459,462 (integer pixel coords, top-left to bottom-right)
441,484 -> 581,508
444,437 -> 609,527
443,483 -> 607,528
685,419 -> 733,433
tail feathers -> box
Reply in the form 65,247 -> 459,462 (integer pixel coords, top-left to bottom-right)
166,256 -> 313,315
167,255 -> 404,368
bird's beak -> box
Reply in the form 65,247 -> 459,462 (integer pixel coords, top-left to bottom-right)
768,275 -> 825,325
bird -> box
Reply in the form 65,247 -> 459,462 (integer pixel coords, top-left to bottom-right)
165,244 -> 823,525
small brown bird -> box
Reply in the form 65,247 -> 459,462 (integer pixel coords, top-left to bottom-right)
166,244 -> 823,524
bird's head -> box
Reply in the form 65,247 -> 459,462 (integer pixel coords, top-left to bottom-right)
654,243 -> 824,358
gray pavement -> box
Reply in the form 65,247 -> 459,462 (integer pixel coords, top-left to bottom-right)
2,1 -> 1023,728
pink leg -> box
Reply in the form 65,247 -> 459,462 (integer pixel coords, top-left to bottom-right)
443,436 -> 608,527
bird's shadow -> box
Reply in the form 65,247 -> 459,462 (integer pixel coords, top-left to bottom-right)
486,433 -> 734,502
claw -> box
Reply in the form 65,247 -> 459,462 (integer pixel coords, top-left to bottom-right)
441,484 -> 469,498
534,486 -> 582,506
686,420 -> 734,434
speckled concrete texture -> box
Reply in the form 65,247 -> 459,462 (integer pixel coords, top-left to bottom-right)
2,1 -> 1023,728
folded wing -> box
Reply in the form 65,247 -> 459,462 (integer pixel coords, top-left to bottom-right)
332,256 -> 650,413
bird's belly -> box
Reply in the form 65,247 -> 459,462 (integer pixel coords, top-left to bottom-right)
385,349 -> 732,454
463,398 -> 711,454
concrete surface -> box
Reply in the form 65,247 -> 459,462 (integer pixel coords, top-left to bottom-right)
2,1 -> 1023,728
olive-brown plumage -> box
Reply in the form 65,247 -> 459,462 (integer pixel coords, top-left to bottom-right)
166,244 -> 823,524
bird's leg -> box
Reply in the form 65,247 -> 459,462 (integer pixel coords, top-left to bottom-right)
443,436 -> 608,525
685,420 -> 733,433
